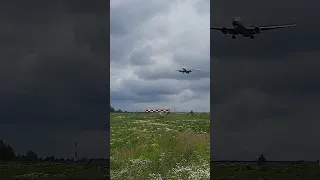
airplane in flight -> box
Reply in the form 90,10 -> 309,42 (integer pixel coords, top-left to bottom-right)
175,66 -> 203,74
210,17 -> 296,39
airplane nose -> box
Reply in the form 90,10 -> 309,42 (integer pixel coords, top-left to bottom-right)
232,17 -> 240,21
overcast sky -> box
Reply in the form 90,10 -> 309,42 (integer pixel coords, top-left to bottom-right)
0,0 -> 109,159
110,0 -> 210,112
2,0 -> 317,163
211,0 -> 320,161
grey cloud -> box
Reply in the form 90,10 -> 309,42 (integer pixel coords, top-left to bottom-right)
110,89 -> 168,104
134,50 -> 210,81
187,78 -> 210,93
0,1 -> 109,158
193,0 -> 210,15
111,0 -> 210,112
211,0 -> 320,160
111,79 -> 183,103
110,0 -> 171,37
135,68 -> 209,81
123,79 -> 181,96
129,45 -> 154,66
173,51 -> 210,70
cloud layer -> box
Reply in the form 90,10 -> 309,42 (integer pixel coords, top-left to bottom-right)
0,0 -> 109,158
211,0 -> 320,160
110,0 -> 210,112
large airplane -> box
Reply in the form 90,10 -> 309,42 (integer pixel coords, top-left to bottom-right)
211,17 -> 296,39
175,66 -> 203,74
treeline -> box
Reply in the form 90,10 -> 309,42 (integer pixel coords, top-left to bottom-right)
0,140 -> 72,162
110,106 -> 127,113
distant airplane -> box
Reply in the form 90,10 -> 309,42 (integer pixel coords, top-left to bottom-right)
175,66 -> 203,74
210,17 -> 296,39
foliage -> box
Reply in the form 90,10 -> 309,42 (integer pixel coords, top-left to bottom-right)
25,150 -> 38,161
110,105 -> 124,113
211,162 -> 320,180
110,105 -> 115,112
0,140 -> 15,161
0,139 -> 109,179
0,140 -> 54,162
258,154 -> 267,165
0,163 -> 109,179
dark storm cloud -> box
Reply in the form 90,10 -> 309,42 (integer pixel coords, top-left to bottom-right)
1,124 -> 109,158
211,1 -> 320,58
0,1 -> 109,158
211,0 -> 320,160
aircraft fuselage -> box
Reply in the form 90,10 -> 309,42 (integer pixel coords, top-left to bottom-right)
181,70 -> 191,74
181,68 -> 191,73
179,68 -> 191,74
232,20 -> 252,37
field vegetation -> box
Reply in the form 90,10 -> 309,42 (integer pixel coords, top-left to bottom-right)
110,112 -> 210,179
0,162 -> 108,180
211,160 -> 320,179
0,140 -> 109,179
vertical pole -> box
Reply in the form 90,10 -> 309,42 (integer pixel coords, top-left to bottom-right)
75,142 -> 78,161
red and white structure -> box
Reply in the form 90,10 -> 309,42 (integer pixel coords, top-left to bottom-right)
145,108 -> 170,113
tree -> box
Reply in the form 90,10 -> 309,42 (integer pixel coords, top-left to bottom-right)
258,154 -> 267,165
25,150 -> 38,161
49,156 -> 55,161
0,140 -> 4,160
3,144 -> 15,161
110,106 -> 115,112
0,140 -> 15,161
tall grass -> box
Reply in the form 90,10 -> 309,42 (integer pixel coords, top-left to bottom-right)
110,113 -> 210,179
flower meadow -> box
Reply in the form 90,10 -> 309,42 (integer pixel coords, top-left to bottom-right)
110,112 -> 210,180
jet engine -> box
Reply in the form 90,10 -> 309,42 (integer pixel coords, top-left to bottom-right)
254,27 -> 261,34
221,27 -> 228,34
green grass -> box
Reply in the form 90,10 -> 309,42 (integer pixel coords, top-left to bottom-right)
211,162 -> 320,180
110,112 -> 210,180
0,162 -> 109,179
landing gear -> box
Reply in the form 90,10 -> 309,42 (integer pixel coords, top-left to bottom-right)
250,35 -> 254,39
232,35 -> 236,39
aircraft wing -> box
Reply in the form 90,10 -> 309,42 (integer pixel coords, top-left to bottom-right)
210,27 -> 236,34
210,27 -> 222,31
258,24 -> 296,31
191,69 -> 203,71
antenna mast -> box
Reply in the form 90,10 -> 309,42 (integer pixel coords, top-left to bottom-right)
75,141 -> 78,161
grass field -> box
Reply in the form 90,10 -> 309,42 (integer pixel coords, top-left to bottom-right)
0,162 -> 109,179
110,112 -> 210,179
211,162 -> 320,180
